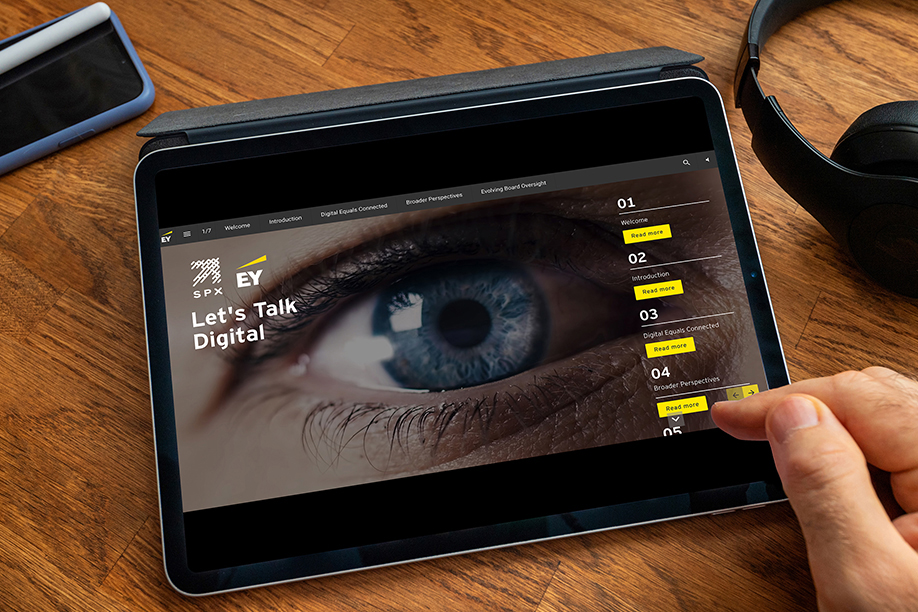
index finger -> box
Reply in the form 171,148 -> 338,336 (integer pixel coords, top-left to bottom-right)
712,367 -> 918,474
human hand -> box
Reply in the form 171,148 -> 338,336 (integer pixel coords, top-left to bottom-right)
712,367 -> 918,611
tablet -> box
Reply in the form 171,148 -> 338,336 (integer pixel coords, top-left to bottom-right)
135,68 -> 788,595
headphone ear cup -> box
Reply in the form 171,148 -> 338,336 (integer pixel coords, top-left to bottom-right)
831,101 -> 918,179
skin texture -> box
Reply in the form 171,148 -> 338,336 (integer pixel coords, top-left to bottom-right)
712,367 -> 918,611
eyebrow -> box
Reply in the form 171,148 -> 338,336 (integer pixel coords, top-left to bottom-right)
274,188 -> 637,273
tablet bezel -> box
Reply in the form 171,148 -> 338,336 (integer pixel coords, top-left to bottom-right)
135,75 -> 788,595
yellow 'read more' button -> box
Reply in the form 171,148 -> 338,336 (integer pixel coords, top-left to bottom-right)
623,224 -> 672,244
742,384 -> 760,397
645,336 -> 696,358
634,279 -> 684,301
657,395 -> 709,418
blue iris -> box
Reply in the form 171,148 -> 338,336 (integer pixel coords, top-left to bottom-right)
372,261 -> 549,390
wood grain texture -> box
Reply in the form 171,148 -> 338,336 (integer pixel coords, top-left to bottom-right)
1,0 -> 916,609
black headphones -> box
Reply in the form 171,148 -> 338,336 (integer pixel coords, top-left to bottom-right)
735,0 -> 918,297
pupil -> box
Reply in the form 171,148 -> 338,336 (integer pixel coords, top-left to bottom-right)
437,299 -> 492,348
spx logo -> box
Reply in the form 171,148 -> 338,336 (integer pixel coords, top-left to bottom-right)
191,258 -> 221,286
236,255 -> 266,288
191,258 -> 222,298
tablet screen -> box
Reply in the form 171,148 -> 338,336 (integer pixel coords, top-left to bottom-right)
138,77 -> 786,586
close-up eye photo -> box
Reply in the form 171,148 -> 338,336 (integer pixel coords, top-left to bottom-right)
164,171 -> 766,510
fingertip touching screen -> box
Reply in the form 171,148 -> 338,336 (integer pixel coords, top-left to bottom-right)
136,76 -> 787,593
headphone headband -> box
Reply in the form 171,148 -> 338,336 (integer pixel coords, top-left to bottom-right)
734,0 -> 833,104
733,0 -> 918,297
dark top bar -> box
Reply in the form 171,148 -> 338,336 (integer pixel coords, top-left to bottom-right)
153,96 -> 713,227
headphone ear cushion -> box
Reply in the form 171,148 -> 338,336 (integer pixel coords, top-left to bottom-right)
831,101 -> 918,179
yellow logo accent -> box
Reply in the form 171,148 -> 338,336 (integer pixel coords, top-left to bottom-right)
162,231 -> 173,236
237,255 -> 267,270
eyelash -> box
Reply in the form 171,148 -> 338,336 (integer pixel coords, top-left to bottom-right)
297,372 -> 580,468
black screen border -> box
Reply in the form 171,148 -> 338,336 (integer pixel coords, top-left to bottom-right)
135,75 -> 789,595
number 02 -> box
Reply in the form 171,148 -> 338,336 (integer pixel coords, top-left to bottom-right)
628,252 -> 647,265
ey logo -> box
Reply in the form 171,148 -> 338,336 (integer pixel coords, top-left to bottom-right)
161,231 -> 173,244
236,255 -> 266,288
191,257 -> 222,298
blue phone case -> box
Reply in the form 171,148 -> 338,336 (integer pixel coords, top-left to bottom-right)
0,6 -> 155,175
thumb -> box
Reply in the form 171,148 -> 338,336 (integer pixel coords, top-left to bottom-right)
766,394 -> 911,583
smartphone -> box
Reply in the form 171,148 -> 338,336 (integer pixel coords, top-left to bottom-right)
0,3 -> 154,175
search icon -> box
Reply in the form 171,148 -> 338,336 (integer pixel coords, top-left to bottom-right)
682,159 -> 691,166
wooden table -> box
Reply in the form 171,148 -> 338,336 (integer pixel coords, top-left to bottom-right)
2,0 -> 917,609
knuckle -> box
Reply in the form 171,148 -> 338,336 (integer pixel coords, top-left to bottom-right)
830,369 -> 872,391
861,365 -> 897,378
829,369 -> 918,413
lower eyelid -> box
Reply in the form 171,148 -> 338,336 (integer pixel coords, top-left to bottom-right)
221,354 -> 642,475
297,357 -> 648,473
231,307 -> 738,468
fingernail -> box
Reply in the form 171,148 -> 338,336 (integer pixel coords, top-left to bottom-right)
770,395 -> 819,443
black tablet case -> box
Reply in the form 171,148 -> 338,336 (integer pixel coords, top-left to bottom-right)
137,47 -> 705,158
134,48 -> 796,594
